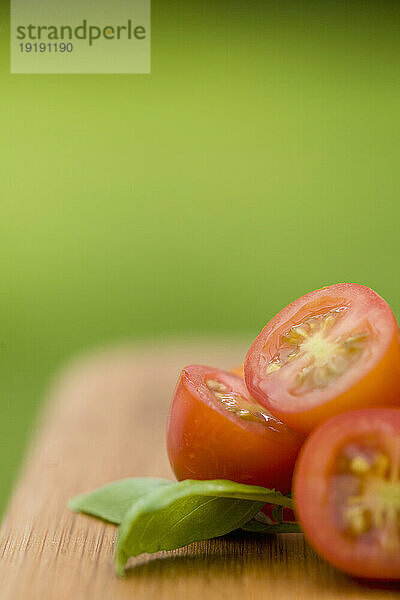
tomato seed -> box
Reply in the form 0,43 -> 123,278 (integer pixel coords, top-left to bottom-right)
206,379 -> 227,393
264,308 -> 368,393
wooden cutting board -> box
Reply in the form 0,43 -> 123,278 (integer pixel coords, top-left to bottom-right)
0,342 -> 399,600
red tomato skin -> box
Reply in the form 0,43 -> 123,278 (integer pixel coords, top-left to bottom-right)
167,365 -> 304,494
294,409 -> 400,580
245,284 -> 400,434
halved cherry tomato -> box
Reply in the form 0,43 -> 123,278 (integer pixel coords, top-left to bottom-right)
294,409 -> 400,580
245,284 -> 400,434
167,365 -> 304,493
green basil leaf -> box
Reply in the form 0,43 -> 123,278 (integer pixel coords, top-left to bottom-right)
115,479 -> 293,575
68,477 -> 172,524
241,520 -> 301,534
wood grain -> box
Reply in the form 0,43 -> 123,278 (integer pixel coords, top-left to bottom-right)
0,341 -> 399,600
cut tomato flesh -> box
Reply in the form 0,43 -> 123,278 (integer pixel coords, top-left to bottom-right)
333,440 -> 400,551
265,307 -> 370,394
294,409 -> 400,580
245,284 -> 400,433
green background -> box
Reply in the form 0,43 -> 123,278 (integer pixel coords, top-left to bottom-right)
1,1 -> 399,516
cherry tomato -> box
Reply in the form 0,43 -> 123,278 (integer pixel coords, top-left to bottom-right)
245,283 -> 400,434
294,409 -> 400,580
167,365 -> 304,493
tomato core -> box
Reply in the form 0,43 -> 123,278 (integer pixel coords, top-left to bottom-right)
266,306 -> 369,393
333,439 -> 400,552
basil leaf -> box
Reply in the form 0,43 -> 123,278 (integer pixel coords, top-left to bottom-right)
115,479 -> 292,575
69,477 -> 171,524
241,520 -> 301,533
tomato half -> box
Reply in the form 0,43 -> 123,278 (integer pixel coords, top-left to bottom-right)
245,283 -> 400,434
167,365 -> 304,493
294,409 -> 400,579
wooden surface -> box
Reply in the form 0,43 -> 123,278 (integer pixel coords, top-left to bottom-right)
1,341 -> 400,600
